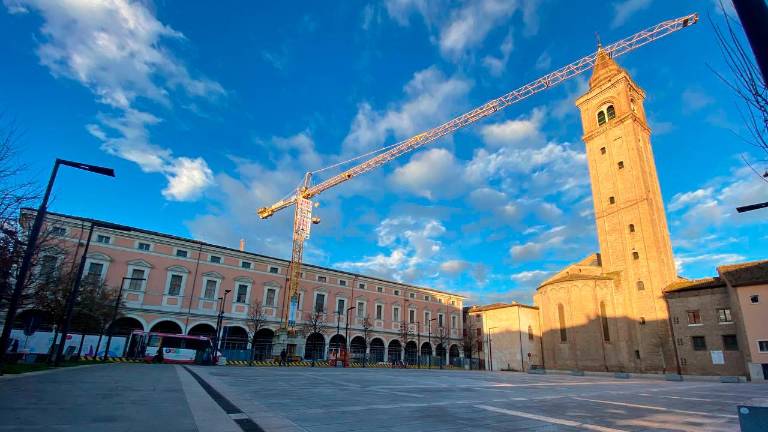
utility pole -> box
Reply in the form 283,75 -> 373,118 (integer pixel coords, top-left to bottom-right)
102,277 -> 144,361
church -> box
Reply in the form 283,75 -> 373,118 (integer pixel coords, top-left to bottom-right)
466,47 -> 768,379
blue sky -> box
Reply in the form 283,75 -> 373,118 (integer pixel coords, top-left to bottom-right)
2,0 -> 766,305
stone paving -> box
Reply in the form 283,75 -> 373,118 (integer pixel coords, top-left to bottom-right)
1,363 -> 766,431
192,366 -> 768,432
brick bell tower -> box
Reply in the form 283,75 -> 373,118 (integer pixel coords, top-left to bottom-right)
575,48 -> 677,370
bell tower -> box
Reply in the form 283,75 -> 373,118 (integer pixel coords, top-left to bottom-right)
575,48 -> 677,367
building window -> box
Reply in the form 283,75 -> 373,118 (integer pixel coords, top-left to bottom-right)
377,286 -> 383,293
438,313 -> 444,328
314,293 -> 326,312
558,303 -> 567,342
137,242 -> 151,251
317,275 -> 327,283
86,262 -> 104,281
635,350 -> 641,360
339,279 -> 347,287
629,224 -> 635,233
376,304 -> 383,320
600,146 -> 606,154
687,310 -> 702,325
423,295 -> 429,301
128,269 -> 145,291
691,336 -> 707,351
677,337 -> 683,346
409,292 -> 415,299
336,298 -> 345,314
750,295 -> 759,304
168,274 -> 183,296
758,340 -> 768,353
617,161 -> 624,169
241,261 -> 252,269
452,315 -> 457,329
51,226 -> 66,236
528,325 -> 534,341
597,110 -> 607,126
265,288 -> 276,306
393,306 -> 400,322
600,301 -> 610,342
630,98 -> 637,113
609,196 -> 615,204
451,300 -> 456,306
394,289 -> 400,296
176,249 -> 189,258
409,309 -> 415,323
476,328 -> 481,338
425,311 -> 431,325
673,316 -> 680,325
632,251 -> 640,260
717,308 -> 732,323
96,234 -> 111,244
606,104 -> 616,120
636,281 -> 645,291
722,334 -> 738,351
209,255 -> 222,264
357,301 -> 365,318
358,283 -> 366,290
268,266 -> 279,274
203,279 -> 217,300
234,284 -> 248,303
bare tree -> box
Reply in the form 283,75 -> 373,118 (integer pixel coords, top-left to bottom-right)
245,303 -> 268,365
463,314 -> 479,370
398,319 -> 411,367
710,3 -> 768,197
359,315 -> 373,367
301,309 -> 328,367
434,326 -> 450,369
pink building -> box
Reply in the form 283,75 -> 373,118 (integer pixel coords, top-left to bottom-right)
25,210 -> 465,364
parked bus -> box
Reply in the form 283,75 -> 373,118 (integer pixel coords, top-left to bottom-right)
127,331 -> 216,364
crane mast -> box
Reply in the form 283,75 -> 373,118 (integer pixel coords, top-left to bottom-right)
258,13 -> 698,329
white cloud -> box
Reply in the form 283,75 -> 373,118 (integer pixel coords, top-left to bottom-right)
611,0 -> 652,28
385,0 -> 540,62
534,51 -> 551,70
510,269 -> 550,282
509,236 -> 564,261
675,253 -> 745,273
482,31 -> 513,76
440,259 -> 470,274
8,0 -> 224,201
390,148 -> 465,200
480,107 -> 545,147
342,67 -> 471,155
669,188 -> 714,211
338,216 -> 447,281
682,88 -> 714,113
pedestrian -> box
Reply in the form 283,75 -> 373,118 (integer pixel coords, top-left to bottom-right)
280,348 -> 287,366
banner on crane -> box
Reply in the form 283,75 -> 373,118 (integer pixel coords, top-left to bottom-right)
295,197 -> 313,240
288,294 -> 298,327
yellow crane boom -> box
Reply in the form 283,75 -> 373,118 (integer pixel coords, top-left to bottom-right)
258,13 -> 698,328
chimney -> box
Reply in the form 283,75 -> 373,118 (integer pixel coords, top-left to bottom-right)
239,238 -> 246,251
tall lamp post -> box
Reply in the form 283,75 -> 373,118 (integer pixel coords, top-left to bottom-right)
335,307 -> 343,355
0,159 -> 114,374
214,289 -> 232,354
53,220 -> 129,366
102,277 -> 145,361
344,306 -> 356,355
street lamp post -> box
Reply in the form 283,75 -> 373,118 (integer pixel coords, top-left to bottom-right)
214,289 -> 232,355
102,277 -> 145,361
0,159 -> 114,374
335,307 -> 342,355
344,306 -> 356,355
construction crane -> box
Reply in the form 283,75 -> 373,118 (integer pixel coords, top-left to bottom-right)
258,13 -> 699,329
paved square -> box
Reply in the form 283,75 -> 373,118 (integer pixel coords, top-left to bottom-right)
192,366 -> 767,431
1,364 -> 766,431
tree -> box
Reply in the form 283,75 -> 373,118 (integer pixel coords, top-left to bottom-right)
463,313 -> 480,370
711,2 -> 768,212
434,325 -> 450,369
246,303 -> 267,365
359,315 -> 373,367
398,319 -> 411,367
301,309 -> 328,367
